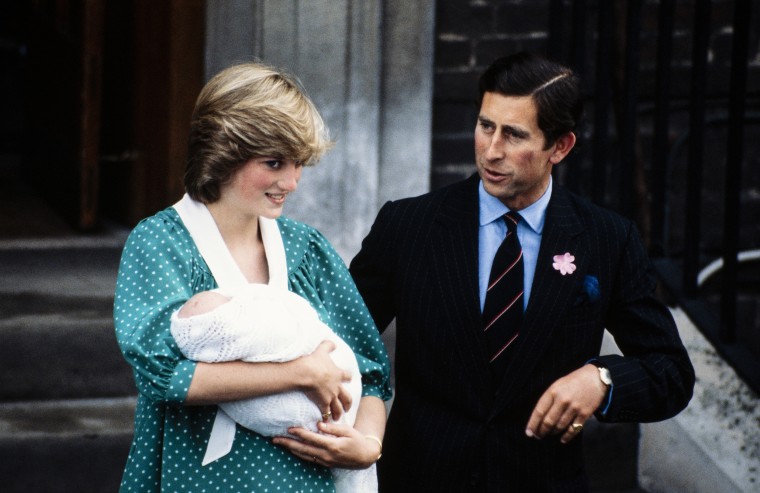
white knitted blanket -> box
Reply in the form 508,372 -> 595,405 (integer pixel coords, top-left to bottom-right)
171,284 -> 374,493
170,283 -> 362,436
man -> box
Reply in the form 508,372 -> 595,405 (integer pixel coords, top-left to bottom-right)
349,52 -> 695,492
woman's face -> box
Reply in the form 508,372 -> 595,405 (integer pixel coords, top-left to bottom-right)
218,156 -> 302,220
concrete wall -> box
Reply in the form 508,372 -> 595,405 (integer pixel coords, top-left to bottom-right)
599,311 -> 760,493
205,0 -> 435,259
638,308 -> 760,493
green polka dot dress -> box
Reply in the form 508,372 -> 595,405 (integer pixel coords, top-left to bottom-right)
114,207 -> 392,493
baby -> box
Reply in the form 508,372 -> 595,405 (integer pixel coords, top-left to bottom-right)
170,283 -> 374,492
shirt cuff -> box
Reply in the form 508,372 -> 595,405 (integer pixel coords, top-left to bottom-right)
586,358 -> 613,417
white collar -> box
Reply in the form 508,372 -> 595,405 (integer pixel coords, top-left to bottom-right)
173,194 -> 288,291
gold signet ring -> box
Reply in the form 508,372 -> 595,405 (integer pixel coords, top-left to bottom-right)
569,423 -> 584,433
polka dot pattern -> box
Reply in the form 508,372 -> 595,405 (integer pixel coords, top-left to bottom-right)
114,208 -> 392,492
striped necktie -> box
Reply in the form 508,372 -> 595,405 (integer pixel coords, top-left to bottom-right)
482,211 -> 524,377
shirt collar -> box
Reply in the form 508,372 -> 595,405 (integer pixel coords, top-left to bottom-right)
478,177 -> 552,235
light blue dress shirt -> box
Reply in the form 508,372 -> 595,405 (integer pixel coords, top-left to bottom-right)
478,177 -> 553,311
478,179 -> 614,414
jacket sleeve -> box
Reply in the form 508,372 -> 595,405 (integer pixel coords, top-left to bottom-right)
349,201 -> 399,332
596,221 -> 695,422
289,224 -> 393,402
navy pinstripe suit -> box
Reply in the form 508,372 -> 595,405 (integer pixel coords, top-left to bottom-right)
350,174 -> 694,492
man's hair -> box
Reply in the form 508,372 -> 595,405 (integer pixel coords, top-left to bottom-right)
184,62 -> 333,203
478,52 -> 582,148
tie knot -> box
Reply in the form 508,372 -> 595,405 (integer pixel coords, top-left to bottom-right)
504,211 -> 521,232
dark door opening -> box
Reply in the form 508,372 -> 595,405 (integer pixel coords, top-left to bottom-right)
0,1 -> 204,240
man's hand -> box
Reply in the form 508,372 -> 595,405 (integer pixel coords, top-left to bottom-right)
525,364 -> 608,444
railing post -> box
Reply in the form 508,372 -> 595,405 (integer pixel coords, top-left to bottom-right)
564,0 -> 588,194
650,0 -> 675,257
547,0 -> 565,63
571,0 -> 588,77
683,0 -> 711,298
620,0 -> 642,220
721,0 -> 751,343
593,0 -> 613,205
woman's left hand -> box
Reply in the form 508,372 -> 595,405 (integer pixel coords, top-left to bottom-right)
272,421 -> 381,469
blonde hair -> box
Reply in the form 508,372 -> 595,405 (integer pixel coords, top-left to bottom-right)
184,62 -> 333,203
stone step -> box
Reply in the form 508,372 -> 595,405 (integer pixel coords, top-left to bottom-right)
0,397 -> 135,493
0,245 -> 123,298
0,312 -> 134,400
0,243 -> 135,400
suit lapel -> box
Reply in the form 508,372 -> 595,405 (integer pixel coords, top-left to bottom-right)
491,186 -> 587,413
427,174 -> 493,394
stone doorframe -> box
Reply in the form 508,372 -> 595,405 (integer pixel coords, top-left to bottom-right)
205,0 -> 435,259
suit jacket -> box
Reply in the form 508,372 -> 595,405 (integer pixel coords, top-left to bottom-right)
350,174 -> 695,493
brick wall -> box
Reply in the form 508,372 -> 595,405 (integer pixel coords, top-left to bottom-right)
431,0 -> 760,366
432,0 -> 553,190
431,0 -> 760,255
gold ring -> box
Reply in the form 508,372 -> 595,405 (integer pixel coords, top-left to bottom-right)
569,423 -> 584,433
322,412 -> 332,420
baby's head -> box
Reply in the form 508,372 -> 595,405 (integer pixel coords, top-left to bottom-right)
177,290 -> 231,319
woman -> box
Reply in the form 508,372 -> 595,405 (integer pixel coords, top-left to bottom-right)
114,62 -> 392,493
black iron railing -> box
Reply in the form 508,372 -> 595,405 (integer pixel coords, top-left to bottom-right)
549,0 -> 759,394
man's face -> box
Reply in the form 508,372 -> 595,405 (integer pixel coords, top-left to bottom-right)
474,92 -> 573,210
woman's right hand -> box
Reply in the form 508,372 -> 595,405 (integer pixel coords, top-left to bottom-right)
299,340 -> 353,421
186,341 -> 353,408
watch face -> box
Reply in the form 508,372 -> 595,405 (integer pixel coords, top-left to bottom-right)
599,367 -> 613,385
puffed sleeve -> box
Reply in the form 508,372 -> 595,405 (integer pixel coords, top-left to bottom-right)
281,218 -> 393,402
114,211 -> 216,404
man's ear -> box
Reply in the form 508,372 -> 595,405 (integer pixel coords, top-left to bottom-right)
549,132 -> 577,164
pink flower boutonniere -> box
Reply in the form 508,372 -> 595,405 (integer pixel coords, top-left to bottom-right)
552,252 -> 576,275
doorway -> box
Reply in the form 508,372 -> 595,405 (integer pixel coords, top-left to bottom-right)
0,1 -> 204,239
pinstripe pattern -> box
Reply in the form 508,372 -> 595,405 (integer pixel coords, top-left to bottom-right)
350,174 -> 694,492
